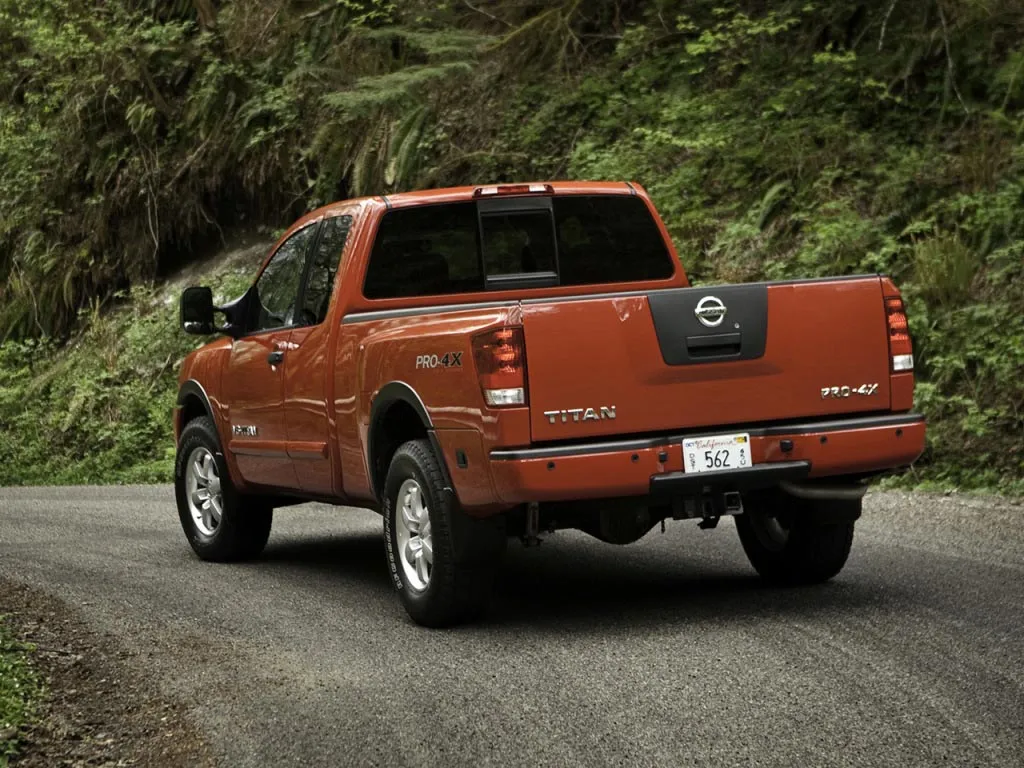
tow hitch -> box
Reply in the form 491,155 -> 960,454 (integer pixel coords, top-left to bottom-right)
671,491 -> 744,530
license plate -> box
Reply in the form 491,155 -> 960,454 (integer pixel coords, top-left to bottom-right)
682,433 -> 753,474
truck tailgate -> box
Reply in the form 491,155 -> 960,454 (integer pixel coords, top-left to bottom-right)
523,276 -> 892,442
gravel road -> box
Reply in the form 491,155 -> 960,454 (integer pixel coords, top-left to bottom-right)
1,487 -> 1021,767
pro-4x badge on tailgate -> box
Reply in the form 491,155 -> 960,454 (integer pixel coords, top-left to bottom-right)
822,383 -> 879,399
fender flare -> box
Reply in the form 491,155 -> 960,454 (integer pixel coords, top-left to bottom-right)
176,379 -> 244,489
176,379 -> 218,444
177,379 -> 215,419
367,381 -> 453,498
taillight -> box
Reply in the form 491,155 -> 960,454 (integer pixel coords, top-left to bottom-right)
472,327 -> 527,407
885,296 -> 914,371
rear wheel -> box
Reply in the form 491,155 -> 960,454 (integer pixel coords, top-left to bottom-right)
735,492 -> 856,585
175,416 -> 273,562
383,439 -> 503,627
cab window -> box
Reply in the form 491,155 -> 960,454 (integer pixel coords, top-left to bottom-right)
299,215 -> 352,326
252,224 -> 317,332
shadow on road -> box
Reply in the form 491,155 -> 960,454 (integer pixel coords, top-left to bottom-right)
255,529 -> 883,632
260,532 -> 388,589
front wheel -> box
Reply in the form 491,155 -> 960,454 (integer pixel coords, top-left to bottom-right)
383,439 -> 502,627
175,416 -> 273,562
735,493 -> 856,585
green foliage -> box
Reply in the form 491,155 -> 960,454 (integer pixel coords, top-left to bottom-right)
0,0 -> 1022,492
0,617 -> 41,765
447,0 -> 1023,493
0,0 -> 489,338
0,248 -> 258,486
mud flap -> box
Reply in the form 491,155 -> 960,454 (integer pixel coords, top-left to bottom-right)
428,430 -> 507,565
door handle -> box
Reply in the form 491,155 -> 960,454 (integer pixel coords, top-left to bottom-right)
267,350 -> 285,366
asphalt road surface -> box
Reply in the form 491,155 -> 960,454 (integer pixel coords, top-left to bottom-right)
1,486 -> 1022,767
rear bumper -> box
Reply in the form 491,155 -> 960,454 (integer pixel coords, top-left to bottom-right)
649,460 -> 811,496
487,413 -> 926,505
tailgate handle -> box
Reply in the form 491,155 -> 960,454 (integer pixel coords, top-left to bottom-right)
686,332 -> 742,358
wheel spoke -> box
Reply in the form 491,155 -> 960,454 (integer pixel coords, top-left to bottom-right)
402,500 -> 420,533
200,499 -> 214,531
421,524 -> 433,565
415,549 -> 429,585
404,537 -> 421,567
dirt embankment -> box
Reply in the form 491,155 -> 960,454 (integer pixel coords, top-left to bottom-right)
1,582 -> 214,767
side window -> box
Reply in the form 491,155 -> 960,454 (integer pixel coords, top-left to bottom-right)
363,203 -> 482,299
300,215 -> 352,325
252,225 -> 317,333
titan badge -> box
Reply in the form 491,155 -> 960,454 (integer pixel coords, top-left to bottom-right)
543,406 -> 617,424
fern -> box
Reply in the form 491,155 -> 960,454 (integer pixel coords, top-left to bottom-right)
322,62 -> 474,116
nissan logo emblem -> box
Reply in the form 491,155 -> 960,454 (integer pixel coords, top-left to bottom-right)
694,296 -> 727,328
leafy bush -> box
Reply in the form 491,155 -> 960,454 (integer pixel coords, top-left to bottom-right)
0,244 -> 259,486
0,1 -> 1021,492
0,617 -> 41,764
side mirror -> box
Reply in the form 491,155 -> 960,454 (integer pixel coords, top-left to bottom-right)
180,286 -> 216,335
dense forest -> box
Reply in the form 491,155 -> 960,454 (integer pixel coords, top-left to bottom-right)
0,0 -> 1021,491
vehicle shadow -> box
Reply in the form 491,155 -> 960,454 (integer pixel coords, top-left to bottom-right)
259,531 -> 389,591
257,528 -> 885,633
489,542 -> 877,633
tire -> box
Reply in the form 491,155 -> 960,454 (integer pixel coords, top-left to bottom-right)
383,439 -> 502,627
175,416 -> 273,562
735,492 -> 856,585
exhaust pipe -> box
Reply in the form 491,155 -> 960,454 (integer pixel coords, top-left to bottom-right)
779,481 -> 868,501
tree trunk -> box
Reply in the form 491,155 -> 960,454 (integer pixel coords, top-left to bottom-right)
193,0 -> 217,30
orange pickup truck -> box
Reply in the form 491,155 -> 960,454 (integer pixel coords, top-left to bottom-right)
175,181 -> 925,626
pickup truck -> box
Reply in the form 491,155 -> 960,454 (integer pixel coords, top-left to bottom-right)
175,181 -> 926,626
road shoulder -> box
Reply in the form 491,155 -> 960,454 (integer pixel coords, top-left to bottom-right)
0,581 -> 214,768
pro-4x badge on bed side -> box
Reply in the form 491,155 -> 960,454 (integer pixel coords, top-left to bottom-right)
415,352 -> 463,369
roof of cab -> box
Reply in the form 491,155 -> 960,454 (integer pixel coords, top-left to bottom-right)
381,180 -> 635,209
282,180 -> 639,242
310,180 -> 635,217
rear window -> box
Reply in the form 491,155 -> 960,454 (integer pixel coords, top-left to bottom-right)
553,196 -> 674,286
363,195 -> 672,299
